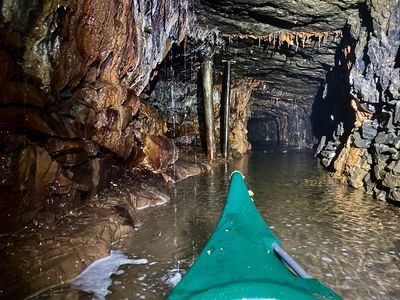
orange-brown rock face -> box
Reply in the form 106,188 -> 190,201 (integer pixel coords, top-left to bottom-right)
143,134 -> 178,171
53,0 -> 188,155
329,99 -> 373,189
229,79 -> 259,154
0,0 -> 189,230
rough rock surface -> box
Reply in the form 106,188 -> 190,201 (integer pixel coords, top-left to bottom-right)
229,79 -> 259,153
318,0 -> 400,203
0,0 -> 189,228
195,0 -> 360,34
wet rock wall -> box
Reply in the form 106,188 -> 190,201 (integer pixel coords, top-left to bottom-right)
249,86 -> 315,148
211,29 -> 346,150
0,0 -> 189,230
147,45 -> 258,157
318,0 -> 400,203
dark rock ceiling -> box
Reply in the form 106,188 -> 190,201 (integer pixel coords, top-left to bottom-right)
194,0 -> 360,34
192,0 -> 362,118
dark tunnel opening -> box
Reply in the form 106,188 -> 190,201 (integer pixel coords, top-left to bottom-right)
247,116 -> 280,149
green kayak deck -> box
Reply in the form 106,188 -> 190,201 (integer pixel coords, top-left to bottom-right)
168,171 -> 342,299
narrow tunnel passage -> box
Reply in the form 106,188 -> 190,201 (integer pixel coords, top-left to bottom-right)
1,0 -> 399,299
247,116 -> 280,149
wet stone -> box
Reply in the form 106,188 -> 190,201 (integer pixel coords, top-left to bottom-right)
60,89 -> 72,99
56,152 -> 89,168
363,173 -> 375,194
361,120 -> 378,140
375,131 -> 397,145
394,137 -> 400,149
84,141 -> 101,157
46,139 -> 84,155
143,135 -> 178,171
0,132 -> 26,153
393,102 -> 400,125
324,140 -> 338,151
374,143 -> 398,155
166,160 -> 207,182
382,173 -> 400,189
384,111 -> 396,133
49,172 -> 74,195
349,165 -> 369,189
392,151 -> 400,160
374,188 -> 388,201
362,151 -> 373,164
130,194 -> 168,210
60,100 -> 97,125
353,132 -> 371,148
360,102 -> 376,113
389,188 -> 400,202
391,161 -> 400,175
314,136 -> 326,157
320,150 -> 336,167
373,160 -> 387,181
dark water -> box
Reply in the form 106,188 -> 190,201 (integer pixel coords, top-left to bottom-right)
41,150 -> 400,300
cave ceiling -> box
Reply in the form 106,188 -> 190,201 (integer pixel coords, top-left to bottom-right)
193,0 -> 362,118
195,0 -> 360,34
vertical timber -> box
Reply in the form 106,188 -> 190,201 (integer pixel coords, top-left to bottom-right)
222,61 -> 231,159
202,59 -> 216,160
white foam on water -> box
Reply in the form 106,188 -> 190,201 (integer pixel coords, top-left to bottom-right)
116,270 -> 125,275
162,268 -> 182,288
321,256 -> 333,263
138,274 -> 146,281
71,250 -> 148,300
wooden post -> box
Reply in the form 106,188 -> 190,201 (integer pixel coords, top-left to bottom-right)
202,59 -> 216,160
222,61 -> 232,159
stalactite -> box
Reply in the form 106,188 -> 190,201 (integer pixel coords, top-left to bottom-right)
222,30 -> 342,51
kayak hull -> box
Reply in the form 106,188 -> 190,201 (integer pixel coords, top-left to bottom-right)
168,171 -> 342,300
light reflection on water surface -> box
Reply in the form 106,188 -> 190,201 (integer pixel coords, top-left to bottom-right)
44,150 -> 400,300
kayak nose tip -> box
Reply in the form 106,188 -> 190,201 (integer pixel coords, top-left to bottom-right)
230,170 -> 245,179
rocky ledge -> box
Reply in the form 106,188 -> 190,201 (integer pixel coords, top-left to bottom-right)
0,147 -> 224,299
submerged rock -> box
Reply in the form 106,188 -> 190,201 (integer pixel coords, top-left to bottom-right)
0,203 -> 135,299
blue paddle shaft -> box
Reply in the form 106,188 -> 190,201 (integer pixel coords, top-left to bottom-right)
272,243 -> 312,279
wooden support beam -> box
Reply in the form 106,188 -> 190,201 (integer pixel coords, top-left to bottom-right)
202,59 -> 216,160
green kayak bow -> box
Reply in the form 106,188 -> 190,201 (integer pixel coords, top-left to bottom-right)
168,171 -> 342,300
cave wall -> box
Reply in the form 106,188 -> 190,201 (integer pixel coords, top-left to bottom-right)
210,29 -> 347,151
250,86 -> 315,148
0,0 -> 189,229
146,43 -> 258,156
248,117 -> 280,146
318,0 -> 400,202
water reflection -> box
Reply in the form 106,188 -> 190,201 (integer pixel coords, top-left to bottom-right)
43,150 -> 400,300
